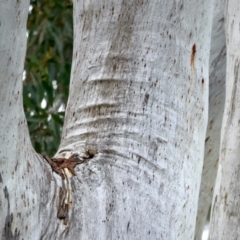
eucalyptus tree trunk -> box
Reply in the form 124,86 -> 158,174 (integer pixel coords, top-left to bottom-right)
0,1 -> 57,239
194,0 -> 226,239
209,0 -> 240,239
1,0 -> 214,239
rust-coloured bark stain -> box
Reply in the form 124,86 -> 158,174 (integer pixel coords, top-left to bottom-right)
191,44 -> 196,67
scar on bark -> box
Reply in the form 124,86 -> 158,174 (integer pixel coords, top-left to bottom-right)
42,151 -> 96,224
42,152 -> 95,180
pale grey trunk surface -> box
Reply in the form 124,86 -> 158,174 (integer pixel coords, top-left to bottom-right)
0,0 -> 214,239
57,1 -> 213,239
209,0 -> 240,239
0,1 -> 59,239
194,0 -> 226,239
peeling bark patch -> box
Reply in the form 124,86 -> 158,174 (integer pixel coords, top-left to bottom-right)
191,44 -> 196,67
42,153 -> 94,180
42,152 -> 95,224
57,187 -> 69,224
3,186 -> 20,239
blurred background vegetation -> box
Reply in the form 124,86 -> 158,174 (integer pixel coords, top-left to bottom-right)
23,0 -> 73,156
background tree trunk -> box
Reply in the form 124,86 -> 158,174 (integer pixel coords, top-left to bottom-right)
0,0 -> 215,239
194,0 -> 226,238
209,0 -> 240,239
0,1 -> 59,239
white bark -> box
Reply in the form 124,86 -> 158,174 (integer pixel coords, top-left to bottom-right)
57,0 -> 213,239
0,1 -> 59,239
194,1 -> 226,239
209,0 -> 240,239
0,0 -> 215,239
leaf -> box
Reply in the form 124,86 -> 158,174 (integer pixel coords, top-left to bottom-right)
24,0 -> 73,156
52,113 -> 63,125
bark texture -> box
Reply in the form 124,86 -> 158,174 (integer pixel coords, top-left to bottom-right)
194,0 -> 226,239
209,0 -> 240,239
0,0 -> 215,239
0,1 -> 59,239
56,0 -> 213,239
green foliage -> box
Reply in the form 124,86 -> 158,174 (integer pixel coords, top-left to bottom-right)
23,0 -> 73,156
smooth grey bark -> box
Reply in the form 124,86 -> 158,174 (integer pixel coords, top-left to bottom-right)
194,0 -> 226,239
0,0 -> 215,239
209,0 -> 240,239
